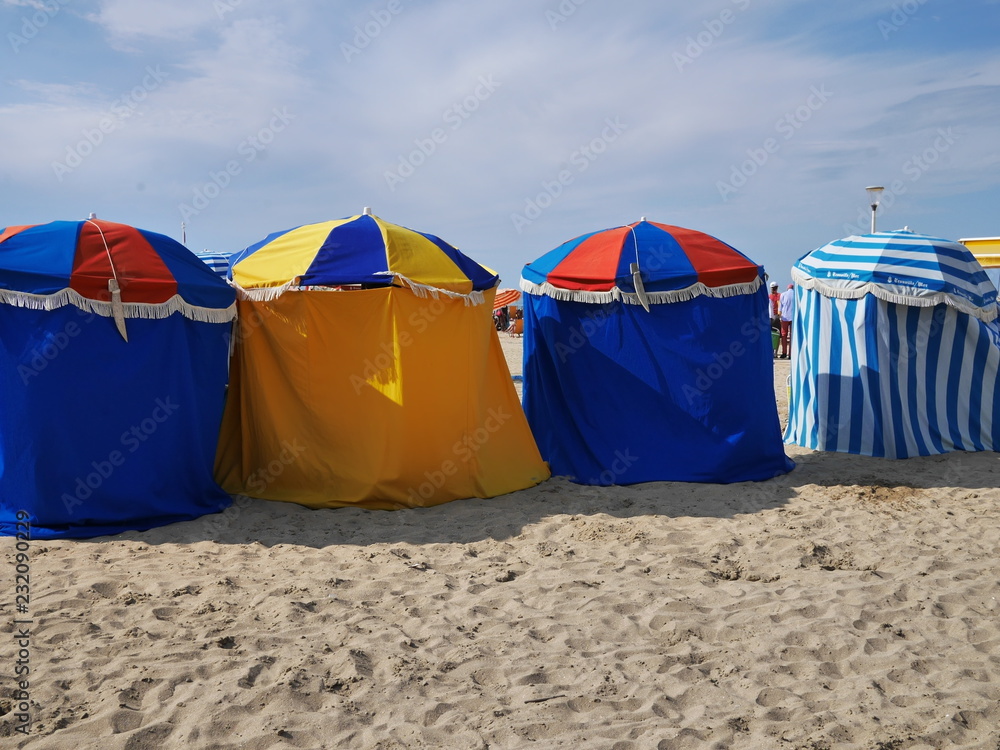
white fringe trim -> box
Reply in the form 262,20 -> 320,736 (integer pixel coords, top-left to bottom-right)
232,274 -> 489,306
791,267 -> 998,323
518,276 -> 762,306
231,279 -> 295,302
0,287 -> 236,323
388,273 -> 487,306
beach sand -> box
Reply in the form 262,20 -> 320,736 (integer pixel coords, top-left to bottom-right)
3,335 -> 1000,749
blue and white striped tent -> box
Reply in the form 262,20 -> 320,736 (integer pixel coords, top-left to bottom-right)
785,229 -> 1000,458
194,250 -> 232,281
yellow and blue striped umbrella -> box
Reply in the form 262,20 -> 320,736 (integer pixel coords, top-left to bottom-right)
230,209 -> 497,302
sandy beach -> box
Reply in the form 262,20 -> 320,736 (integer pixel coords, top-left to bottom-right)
3,334 -> 1000,749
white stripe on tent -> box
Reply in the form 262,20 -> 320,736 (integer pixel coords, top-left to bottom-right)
876,300 -> 895,458
858,303 -> 875,456
806,290 -> 822,449
934,311 -> 956,452
893,303 -> 919,458
956,316 -> 976,449
911,307 -> 935,455
833,297 -> 853,453
820,293 -> 837,450
980,328 -> 999,444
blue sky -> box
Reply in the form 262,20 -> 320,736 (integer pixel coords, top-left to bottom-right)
3,0 -> 1000,289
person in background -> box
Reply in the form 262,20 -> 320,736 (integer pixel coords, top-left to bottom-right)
768,281 -> 781,357
779,283 -> 795,359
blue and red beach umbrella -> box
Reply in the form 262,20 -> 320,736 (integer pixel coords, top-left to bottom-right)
0,218 -> 236,338
520,218 -> 763,305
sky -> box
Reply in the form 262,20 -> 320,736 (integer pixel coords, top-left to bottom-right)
3,0 -> 1000,290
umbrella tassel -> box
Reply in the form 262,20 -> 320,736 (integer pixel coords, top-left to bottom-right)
108,278 -> 128,342
630,262 -> 651,312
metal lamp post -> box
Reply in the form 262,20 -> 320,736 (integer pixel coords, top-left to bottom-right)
866,186 -> 884,233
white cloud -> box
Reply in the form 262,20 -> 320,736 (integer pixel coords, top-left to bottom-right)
89,0 -> 229,39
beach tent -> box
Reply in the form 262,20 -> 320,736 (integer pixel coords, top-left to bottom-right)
0,218 -> 236,539
214,209 -> 549,509
785,229 -> 1000,458
194,249 -> 233,281
520,219 -> 794,485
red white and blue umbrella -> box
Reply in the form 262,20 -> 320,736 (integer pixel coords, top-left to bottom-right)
520,218 -> 762,308
0,218 -> 236,340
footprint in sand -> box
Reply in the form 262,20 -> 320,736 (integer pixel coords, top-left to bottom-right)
91,581 -> 120,599
111,677 -> 161,732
